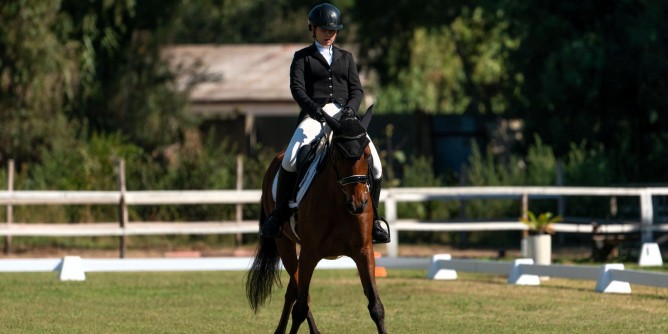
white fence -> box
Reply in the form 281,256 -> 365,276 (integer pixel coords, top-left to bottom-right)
3,187 -> 668,257
383,186 -> 668,257
1,255 -> 666,295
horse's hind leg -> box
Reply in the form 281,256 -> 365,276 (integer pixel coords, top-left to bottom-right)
305,295 -> 319,333
353,249 -> 387,334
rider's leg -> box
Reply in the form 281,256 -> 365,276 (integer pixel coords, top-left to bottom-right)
368,139 -> 390,244
260,166 -> 297,238
261,115 -> 324,238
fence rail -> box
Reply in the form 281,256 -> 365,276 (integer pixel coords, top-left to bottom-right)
427,255 -> 668,293
3,187 -> 668,257
383,186 -> 668,257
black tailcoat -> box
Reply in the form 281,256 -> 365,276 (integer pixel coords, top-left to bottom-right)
290,43 -> 364,122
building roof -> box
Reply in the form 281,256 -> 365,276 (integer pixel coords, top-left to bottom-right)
164,44 -> 366,117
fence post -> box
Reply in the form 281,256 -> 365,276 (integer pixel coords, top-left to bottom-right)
640,190 -> 653,244
385,189 -> 398,258
117,159 -> 128,258
556,160 -> 565,244
520,193 -> 529,257
458,164 -> 468,248
235,155 -> 243,246
4,159 -> 14,254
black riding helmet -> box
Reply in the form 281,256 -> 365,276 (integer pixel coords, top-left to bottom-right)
308,3 -> 343,31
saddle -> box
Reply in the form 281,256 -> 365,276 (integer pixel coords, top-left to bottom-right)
271,132 -> 330,210
269,133 -> 329,241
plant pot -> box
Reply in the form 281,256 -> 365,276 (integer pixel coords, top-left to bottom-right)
527,234 -> 551,265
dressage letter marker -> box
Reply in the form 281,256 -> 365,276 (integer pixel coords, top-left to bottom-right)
427,254 -> 457,280
638,243 -> 663,267
58,256 -> 86,281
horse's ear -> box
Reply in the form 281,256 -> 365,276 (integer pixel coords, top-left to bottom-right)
322,110 -> 341,132
360,104 -> 374,130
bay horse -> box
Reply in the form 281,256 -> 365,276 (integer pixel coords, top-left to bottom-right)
245,106 -> 386,334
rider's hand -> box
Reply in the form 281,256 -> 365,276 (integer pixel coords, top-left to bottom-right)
311,108 -> 325,122
341,106 -> 355,117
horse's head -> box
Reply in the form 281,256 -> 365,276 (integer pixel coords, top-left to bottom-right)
322,105 -> 374,215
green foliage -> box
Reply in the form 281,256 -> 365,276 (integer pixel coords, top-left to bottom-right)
156,131 -> 237,191
24,133 -> 143,191
520,210 -> 562,235
395,155 -> 460,244
13,133 -> 146,223
558,141 -> 614,218
0,0 -> 78,165
464,135 -> 617,222
136,131 -> 239,223
355,2 -> 519,115
398,155 -> 450,220
504,0 -> 668,183
167,0 -> 314,44
60,0 -> 195,151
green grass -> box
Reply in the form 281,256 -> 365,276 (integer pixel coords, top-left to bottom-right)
1,269 -> 667,333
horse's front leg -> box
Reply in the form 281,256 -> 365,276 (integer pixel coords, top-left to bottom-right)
276,268 -> 318,334
289,252 -> 320,334
353,247 -> 386,334
274,239 -> 298,334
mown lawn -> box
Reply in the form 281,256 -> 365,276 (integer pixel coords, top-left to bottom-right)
0,269 -> 667,333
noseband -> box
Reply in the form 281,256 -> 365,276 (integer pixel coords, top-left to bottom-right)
338,174 -> 369,187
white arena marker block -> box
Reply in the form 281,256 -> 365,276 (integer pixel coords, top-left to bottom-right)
638,243 -> 663,267
58,256 -> 86,281
508,258 -> 540,286
427,254 -> 457,280
595,263 -> 631,294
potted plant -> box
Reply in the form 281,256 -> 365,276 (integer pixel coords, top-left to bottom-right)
520,211 -> 562,265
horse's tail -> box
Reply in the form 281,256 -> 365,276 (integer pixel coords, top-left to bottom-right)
245,207 -> 282,313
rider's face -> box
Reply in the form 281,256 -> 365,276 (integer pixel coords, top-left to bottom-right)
314,27 -> 337,46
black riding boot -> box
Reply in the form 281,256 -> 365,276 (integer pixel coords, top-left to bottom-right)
371,177 -> 391,244
261,167 -> 297,238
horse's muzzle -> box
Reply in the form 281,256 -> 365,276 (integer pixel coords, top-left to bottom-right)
346,197 -> 368,215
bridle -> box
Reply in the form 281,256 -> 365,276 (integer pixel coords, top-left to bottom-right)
329,132 -> 370,190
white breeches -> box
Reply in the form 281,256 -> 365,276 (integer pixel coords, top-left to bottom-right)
281,103 -> 383,179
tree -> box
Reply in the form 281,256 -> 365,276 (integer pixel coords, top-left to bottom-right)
505,0 -> 668,182
60,0 -> 194,152
352,1 -> 519,115
0,0 -> 77,166
166,0 -> 317,44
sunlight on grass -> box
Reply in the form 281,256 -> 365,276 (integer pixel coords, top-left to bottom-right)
0,270 -> 666,333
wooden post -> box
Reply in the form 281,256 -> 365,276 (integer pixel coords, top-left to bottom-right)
235,154 -> 243,246
556,160 -> 565,244
556,160 -> 565,217
610,196 -> 618,217
520,192 -> 529,257
458,163 -> 468,248
117,159 -> 128,258
4,160 -> 14,254
521,193 -> 529,239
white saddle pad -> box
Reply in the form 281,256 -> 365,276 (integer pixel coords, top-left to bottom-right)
271,149 -> 326,209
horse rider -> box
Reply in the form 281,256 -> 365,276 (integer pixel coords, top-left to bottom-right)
260,3 -> 390,244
